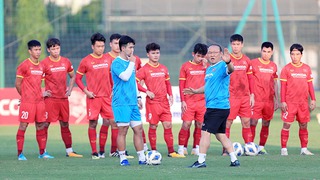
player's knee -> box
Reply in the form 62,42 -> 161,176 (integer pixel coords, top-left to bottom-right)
149,124 -> 158,129
299,122 -> 308,129
60,121 -> 69,127
226,120 -> 233,127
282,123 -> 291,129
89,120 -> 98,128
262,120 -> 270,127
195,121 -> 202,128
163,122 -> 172,129
19,122 -> 28,130
182,121 -> 191,129
250,119 -> 258,126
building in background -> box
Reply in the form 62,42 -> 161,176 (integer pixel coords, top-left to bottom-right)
3,0 -> 320,88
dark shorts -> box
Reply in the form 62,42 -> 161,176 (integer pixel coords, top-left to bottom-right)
202,108 -> 230,134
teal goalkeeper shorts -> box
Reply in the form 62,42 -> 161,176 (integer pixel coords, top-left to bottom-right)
112,105 -> 141,123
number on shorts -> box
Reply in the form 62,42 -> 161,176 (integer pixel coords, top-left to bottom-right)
21,111 -> 29,119
282,111 -> 288,119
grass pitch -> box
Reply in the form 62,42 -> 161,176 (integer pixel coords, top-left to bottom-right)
1,110 -> 320,180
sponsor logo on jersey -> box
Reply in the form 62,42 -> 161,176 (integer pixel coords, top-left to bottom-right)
190,70 -> 205,75
205,73 -> 213,79
258,67 -> 274,73
234,65 -> 247,71
291,73 -> 307,78
92,63 -> 109,69
50,66 -> 66,72
150,72 -> 165,77
31,70 -> 43,75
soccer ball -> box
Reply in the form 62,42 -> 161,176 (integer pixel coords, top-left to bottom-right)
146,150 -> 162,165
232,142 -> 244,156
244,142 -> 258,156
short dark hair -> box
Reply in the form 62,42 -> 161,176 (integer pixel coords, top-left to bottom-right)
230,34 -> 243,43
91,32 -> 106,45
119,35 -> 135,51
261,42 -> 273,50
208,43 -> 223,52
146,42 -> 160,53
109,33 -> 122,42
193,43 -> 208,55
46,38 -> 60,49
27,40 -> 41,50
290,43 -> 303,54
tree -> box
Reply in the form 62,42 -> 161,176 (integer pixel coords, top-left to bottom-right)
15,0 -> 52,65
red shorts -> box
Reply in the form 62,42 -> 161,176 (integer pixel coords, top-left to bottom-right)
146,101 -> 172,125
228,96 -> 251,120
45,98 -> 69,122
86,97 -> 113,120
281,102 -> 310,123
19,101 -> 46,123
181,100 -> 205,123
252,101 -> 274,121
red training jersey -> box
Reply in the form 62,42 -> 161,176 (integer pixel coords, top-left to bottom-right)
179,61 -> 205,102
229,54 -> 252,98
41,56 -> 74,99
16,58 -> 46,103
76,54 -> 112,97
136,62 -> 170,103
251,58 -> 278,102
105,52 -> 117,63
280,62 -> 313,103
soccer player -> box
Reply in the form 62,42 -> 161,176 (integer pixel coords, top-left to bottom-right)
177,43 -> 208,156
105,33 -> 148,157
15,40 -> 54,160
223,34 -> 254,156
280,43 -> 316,156
41,38 -> 82,157
75,33 -> 113,159
187,44 -> 239,168
136,42 -> 185,158
111,35 -> 146,166
250,42 -> 279,154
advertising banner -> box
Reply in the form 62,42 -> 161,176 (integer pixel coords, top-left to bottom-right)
0,87 -> 183,125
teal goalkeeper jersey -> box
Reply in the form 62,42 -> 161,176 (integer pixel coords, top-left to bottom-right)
204,60 -> 231,109
111,56 -> 138,106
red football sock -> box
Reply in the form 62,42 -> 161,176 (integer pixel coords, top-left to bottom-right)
44,126 -> 49,145
88,128 -> 97,154
281,129 -> 289,148
111,128 -> 118,153
16,129 -> 25,155
250,125 -> 256,141
164,128 -> 174,153
178,128 -> 188,146
299,129 -> 308,148
61,126 -> 72,149
36,129 -> 46,155
242,127 -> 253,143
99,125 -> 109,153
148,127 -> 157,150
184,128 -> 190,148
225,127 -> 230,138
142,128 -> 147,144
193,127 -> 201,148
259,126 -> 269,146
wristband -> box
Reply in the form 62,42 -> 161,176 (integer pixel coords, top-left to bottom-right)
137,96 -> 142,100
